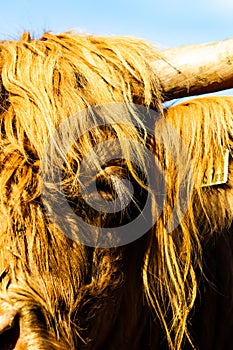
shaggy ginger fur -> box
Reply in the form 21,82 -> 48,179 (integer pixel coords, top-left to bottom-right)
0,32 -> 232,350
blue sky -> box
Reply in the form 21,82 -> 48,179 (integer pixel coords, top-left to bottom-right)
1,0 -> 233,47
1,0 -> 233,97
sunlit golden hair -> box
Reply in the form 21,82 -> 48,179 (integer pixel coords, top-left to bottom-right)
0,32 -> 232,349
144,96 -> 233,348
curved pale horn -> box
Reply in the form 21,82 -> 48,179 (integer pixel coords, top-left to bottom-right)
152,38 -> 233,101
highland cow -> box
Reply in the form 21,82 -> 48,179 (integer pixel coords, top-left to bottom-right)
0,32 -> 232,350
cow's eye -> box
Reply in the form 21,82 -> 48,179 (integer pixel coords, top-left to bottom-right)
64,159 -> 148,230
96,164 -> 132,203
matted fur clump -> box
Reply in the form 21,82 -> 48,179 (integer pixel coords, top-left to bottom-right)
0,32 -> 232,350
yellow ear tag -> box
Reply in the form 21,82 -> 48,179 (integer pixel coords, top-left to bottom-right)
202,149 -> 230,187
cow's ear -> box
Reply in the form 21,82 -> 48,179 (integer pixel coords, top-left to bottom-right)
0,307 -> 21,350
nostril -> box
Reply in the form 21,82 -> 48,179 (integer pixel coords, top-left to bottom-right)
0,310 -> 17,334
0,310 -> 20,350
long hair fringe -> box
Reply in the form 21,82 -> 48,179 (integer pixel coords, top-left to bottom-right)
0,32 -> 232,349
